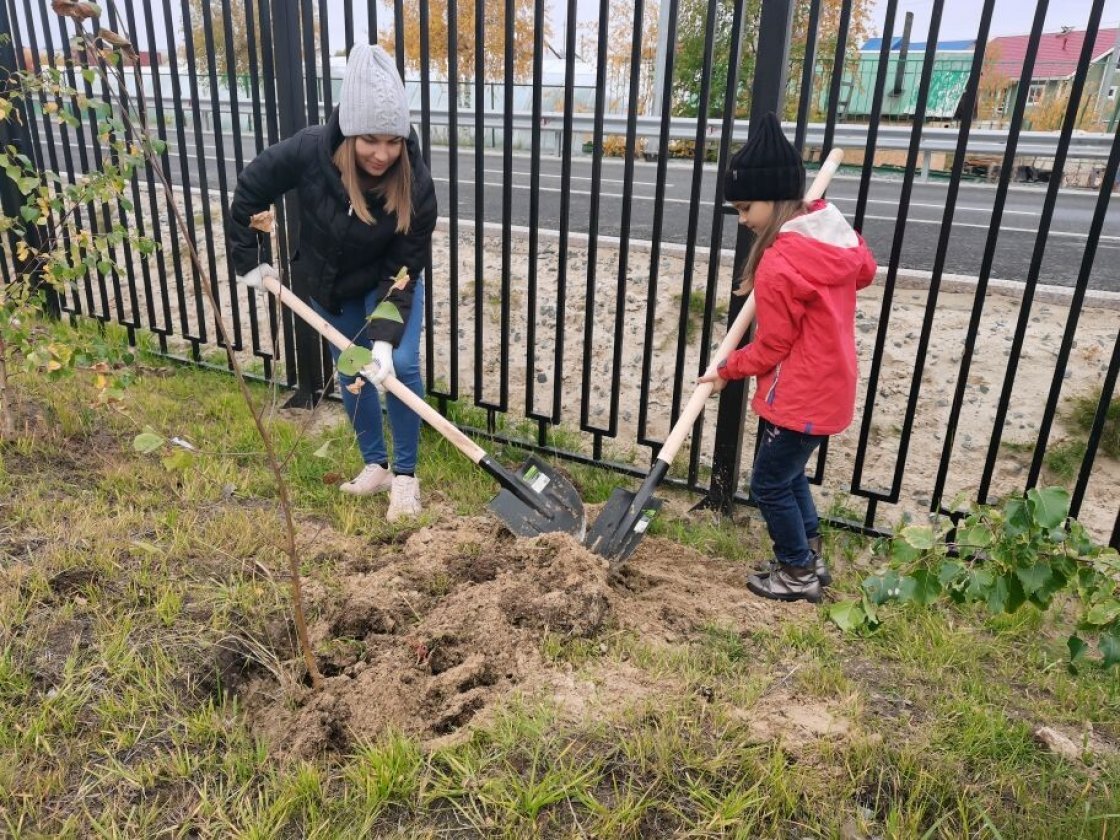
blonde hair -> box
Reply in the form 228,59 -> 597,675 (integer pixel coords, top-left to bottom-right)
331,136 -> 413,233
734,199 -> 807,296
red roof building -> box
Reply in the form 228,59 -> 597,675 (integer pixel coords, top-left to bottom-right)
987,27 -> 1118,81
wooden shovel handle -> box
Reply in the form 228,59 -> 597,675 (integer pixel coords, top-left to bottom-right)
260,274 -> 488,464
656,148 -> 845,464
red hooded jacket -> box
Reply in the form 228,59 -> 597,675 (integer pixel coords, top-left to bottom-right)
718,200 -> 877,436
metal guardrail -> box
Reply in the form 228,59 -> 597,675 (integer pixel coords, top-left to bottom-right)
148,95 -> 1115,161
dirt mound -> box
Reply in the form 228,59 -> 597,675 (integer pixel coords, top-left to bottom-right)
241,515 -> 790,758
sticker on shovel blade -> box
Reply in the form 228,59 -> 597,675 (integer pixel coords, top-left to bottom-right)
520,465 -> 551,494
633,509 -> 657,534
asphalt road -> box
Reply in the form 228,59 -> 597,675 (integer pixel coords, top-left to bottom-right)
32,123 -> 1120,292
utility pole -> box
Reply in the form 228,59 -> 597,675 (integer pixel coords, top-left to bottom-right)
1094,22 -> 1120,123
649,0 -> 675,158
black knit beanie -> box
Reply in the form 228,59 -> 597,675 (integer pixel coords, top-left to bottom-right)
723,112 -> 805,202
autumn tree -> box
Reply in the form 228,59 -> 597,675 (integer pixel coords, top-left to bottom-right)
385,0 -> 548,104
976,42 -> 1012,123
184,1 -> 317,84
670,0 -> 873,118
575,0 -> 660,112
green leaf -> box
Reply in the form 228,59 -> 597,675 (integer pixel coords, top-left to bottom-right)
890,537 -> 921,564
312,441 -> 332,459
966,568 -> 996,601
133,431 -> 164,454
1004,497 -> 1031,537
19,205 -> 39,222
956,523 -> 993,554
900,525 -> 935,550
1085,600 -> 1120,627
937,560 -> 965,587
82,68 -> 97,85
367,300 -> 403,324
1016,560 -> 1053,596
1067,635 -> 1088,668
987,574 -> 1010,614
1027,487 -> 1070,530
1005,573 -> 1027,613
336,345 -> 373,376
828,600 -> 866,633
1100,630 -> 1120,668
161,449 -> 193,472
909,569 -> 942,606
863,570 -> 901,605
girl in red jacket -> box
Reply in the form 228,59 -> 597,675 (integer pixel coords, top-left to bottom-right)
700,113 -> 876,603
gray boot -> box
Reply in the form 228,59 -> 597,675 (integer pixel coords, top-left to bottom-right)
747,562 -> 822,603
753,536 -> 832,587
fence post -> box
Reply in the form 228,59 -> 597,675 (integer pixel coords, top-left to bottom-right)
700,0 -> 795,514
0,7 -> 59,319
271,0 -> 321,408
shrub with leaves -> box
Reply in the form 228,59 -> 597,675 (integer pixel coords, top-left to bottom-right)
828,487 -> 1120,670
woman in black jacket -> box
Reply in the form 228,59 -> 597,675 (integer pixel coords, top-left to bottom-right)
229,44 -> 436,521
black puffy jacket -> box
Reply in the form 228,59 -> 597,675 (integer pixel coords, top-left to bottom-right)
227,108 -> 437,345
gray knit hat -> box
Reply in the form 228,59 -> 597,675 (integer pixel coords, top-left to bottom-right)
338,44 -> 411,138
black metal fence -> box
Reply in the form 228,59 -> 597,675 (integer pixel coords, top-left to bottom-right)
2,0 -> 1118,548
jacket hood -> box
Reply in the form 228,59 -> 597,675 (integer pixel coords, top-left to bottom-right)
771,200 -> 869,289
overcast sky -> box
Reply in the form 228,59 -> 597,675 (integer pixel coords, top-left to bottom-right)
865,0 -> 1120,42
11,1 -> 1120,56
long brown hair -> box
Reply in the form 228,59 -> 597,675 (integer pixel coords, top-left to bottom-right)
331,136 -> 413,233
734,199 -> 807,296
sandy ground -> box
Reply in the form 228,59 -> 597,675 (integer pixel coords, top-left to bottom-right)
81,203 -> 1119,543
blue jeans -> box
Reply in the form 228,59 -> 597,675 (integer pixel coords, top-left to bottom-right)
749,420 -> 825,568
312,278 -> 425,473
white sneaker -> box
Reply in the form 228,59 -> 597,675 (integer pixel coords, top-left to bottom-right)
387,475 -> 422,522
339,463 -> 393,496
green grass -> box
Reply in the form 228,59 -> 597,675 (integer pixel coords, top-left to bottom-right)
1,328 -> 1118,837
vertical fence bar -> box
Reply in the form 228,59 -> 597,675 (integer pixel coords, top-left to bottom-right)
418,0 -> 434,397
198,0 -> 239,352
848,0 -> 945,505
366,0 -> 377,42
497,0 -> 514,412
393,0 -> 405,77
525,0 -> 546,423
853,0 -> 897,231
551,0 -> 577,424
472,0 -> 494,411
218,0 -> 249,350
931,0 -> 1051,511
0,0 -> 51,315
578,0 -> 612,437
136,0 -> 176,347
793,0 -> 821,154
668,0 -> 719,435
159,0 -> 201,351
981,0 -> 1106,499
299,0 -> 319,124
704,0 -> 795,512
271,0 -> 321,405
690,0 -> 747,487
178,0 -> 219,344
318,0 -> 332,114
15,0 -> 63,319
885,0 -> 995,517
118,1 -> 164,336
344,4 -> 354,54
610,0 -> 648,445
1038,126 -> 1120,505
637,0 -> 680,449
1071,326 -> 1118,538
431,0 -> 459,401
821,0 -> 852,155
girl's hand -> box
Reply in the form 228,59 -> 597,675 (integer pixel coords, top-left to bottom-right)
698,367 -> 729,393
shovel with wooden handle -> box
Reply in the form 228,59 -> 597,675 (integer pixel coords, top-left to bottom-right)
258,274 -> 587,539
584,148 -> 846,566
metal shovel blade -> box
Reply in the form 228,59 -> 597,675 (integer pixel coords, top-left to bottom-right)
584,487 -> 663,565
487,455 -> 586,539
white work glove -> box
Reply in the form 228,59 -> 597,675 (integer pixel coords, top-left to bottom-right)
236,262 -> 279,290
370,340 -> 394,394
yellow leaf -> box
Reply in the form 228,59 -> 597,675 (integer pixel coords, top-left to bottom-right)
391,265 -> 410,292
94,374 -> 108,389
249,209 -> 274,233
46,360 -> 62,372
345,379 -> 364,394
